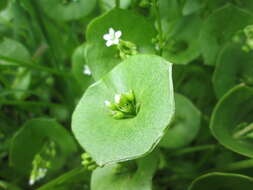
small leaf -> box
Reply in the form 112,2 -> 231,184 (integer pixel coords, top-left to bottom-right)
72,55 -> 174,165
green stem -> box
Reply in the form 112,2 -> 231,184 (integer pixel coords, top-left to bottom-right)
152,0 -> 163,55
115,0 -> 120,8
221,159 -> 253,171
37,167 -> 89,190
0,56 -> 70,77
0,100 -> 58,108
173,144 -> 216,156
233,122 -> 253,139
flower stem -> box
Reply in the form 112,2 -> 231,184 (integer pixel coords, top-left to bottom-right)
0,56 -> 71,77
115,0 -> 120,8
221,159 -> 253,171
233,122 -> 253,139
152,0 -> 163,55
173,144 -> 216,156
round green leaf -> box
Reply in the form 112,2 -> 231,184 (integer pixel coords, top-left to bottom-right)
72,55 -> 175,165
188,172 -> 253,190
38,0 -> 96,22
162,14 -> 202,65
71,43 -> 93,90
160,93 -> 201,148
91,152 -> 158,190
199,4 -> 253,65
213,42 -> 253,98
210,85 -> 253,158
10,118 -> 77,175
86,8 -> 156,80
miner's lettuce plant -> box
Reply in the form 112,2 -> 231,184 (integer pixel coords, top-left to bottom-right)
1,0 -> 253,190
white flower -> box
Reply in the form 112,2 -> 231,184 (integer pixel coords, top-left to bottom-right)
29,179 -> 35,185
114,94 -> 121,104
103,28 -> 122,47
104,100 -> 111,107
83,65 -> 91,75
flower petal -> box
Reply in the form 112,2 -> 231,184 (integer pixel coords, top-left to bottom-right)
106,40 -> 113,47
112,38 -> 119,45
114,94 -> 121,103
115,31 -> 122,38
103,34 -> 111,40
109,28 -> 115,36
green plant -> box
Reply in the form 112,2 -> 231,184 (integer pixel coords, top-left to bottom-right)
1,0 -> 253,189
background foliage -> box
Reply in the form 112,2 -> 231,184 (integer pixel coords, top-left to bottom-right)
1,0 -> 253,189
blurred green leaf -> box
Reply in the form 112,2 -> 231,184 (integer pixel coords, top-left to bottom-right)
188,172 -> 253,190
160,93 -> 201,148
91,151 -> 158,190
199,4 -> 253,65
210,85 -> 253,158
10,118 -> 77,175
213,42 -> 253,98
38,0 -> 97,22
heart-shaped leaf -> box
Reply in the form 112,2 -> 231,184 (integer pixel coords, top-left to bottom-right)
210,84 -> 253,158
199,4 -> 253,65
213,42 -> 253,98
10,118 -> 77,175
86,8 -> 156,80
72,55 -> 174,165
160,93 -> 201,148
91,151 -> 158,190
188,172 -> 253,190
38,0 -> 96,21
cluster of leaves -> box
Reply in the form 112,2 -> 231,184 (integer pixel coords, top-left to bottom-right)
1,0 -> 253,190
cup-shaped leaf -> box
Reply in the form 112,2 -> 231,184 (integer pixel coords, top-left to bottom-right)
72,55 -> 175,165
91,151 -> 158,190
86,8 -> 156,80
199,4 -> 253,65
160,93 -> 201,148
213,42 -> 253,98
163,14 -> 202,65
188,172 -> 253,190
10,118 -> 77,175
38,0 -> 96,21
210,85 -> 253,158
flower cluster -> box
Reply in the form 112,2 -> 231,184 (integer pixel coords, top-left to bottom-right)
103,28 -> 122,47
103,28 -> 137,59
104,90 -> 139,119
29,141 -> 56,185
81,152 -> 98,171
